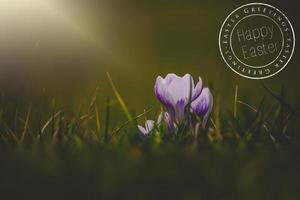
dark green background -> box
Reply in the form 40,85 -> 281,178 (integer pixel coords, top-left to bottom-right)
0,0 -> 298,124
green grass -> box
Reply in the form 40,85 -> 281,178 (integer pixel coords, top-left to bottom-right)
0,79 -> 300,200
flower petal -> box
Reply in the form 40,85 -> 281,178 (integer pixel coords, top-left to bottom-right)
164,112 -> 173,135
182,74 -> 195,89
191,87 -> 213,125
154,76 -> 167,104
154,76 -> 174,108
157,112 -> 163,125
166,76 -> 190,106
192,77 -> 203,101
145,120 -> 155,132
165,73 -> 178,85
183,74 -> 195,101
203,90 -> 213,125
138,120 -> 155,136
138,125 -> 147,136
174,99 -> 186,121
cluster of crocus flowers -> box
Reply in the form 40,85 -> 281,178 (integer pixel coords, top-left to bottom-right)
138,73 -> 213,137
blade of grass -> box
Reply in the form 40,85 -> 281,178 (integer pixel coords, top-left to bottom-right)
20,106 -> 31,143
41,110 -> 62,134
52,111 -> 66,140
214,94 -> 223,141
255,95 -> 266,120
244,97 -> 267,141
1,121 -> 19,143
262,83 -> 300,117
104,97 -> 110,143
89,86 -> 99,111
226,110 -> 243,139
14,108 -> 18,133
106,72 -> 133,122
237,100 -> 257,113
38,112 -> 42,142
111,108 -> 152,136
234,85 -> 238,118
95,104 -> 101,134
280,85 -> 285,137
51,98 -> 56,136
237,99 -> 271,134
57,111 -> 64,141
268,105 -> 281,140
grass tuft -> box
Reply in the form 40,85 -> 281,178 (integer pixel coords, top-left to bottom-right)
0,83 -> 299,199
107,72 -> 133,122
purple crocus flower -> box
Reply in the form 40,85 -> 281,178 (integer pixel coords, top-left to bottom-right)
191,87 -> 213,125
155,73 -> 203,122
138,120 -> 155,137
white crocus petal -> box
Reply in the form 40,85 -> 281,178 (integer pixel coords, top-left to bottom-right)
155,76 -> 174,108
164,73 -> 178,84
157,112 -> 164,125
182,74 -> 195,88
166,76 -> 190,106
192,77 -> 203,101
145,120 -> 155,132
138,120 -> 155,136
154,76 -> 167,104
138,125 -> 147,136
166,77 -> 191,121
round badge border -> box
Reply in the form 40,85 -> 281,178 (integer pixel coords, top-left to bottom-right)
218,3 -> 295,80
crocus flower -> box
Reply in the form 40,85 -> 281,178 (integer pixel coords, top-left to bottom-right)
155,73 -> 203,122
191,87 -> 213,125
138,120 -> 155,137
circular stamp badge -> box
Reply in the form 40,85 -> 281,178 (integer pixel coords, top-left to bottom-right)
219,3 -> 295,79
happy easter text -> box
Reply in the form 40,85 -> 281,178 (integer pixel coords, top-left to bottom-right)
236,25 -> 280,60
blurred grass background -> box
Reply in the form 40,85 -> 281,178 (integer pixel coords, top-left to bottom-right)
0,0 -> 299,127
